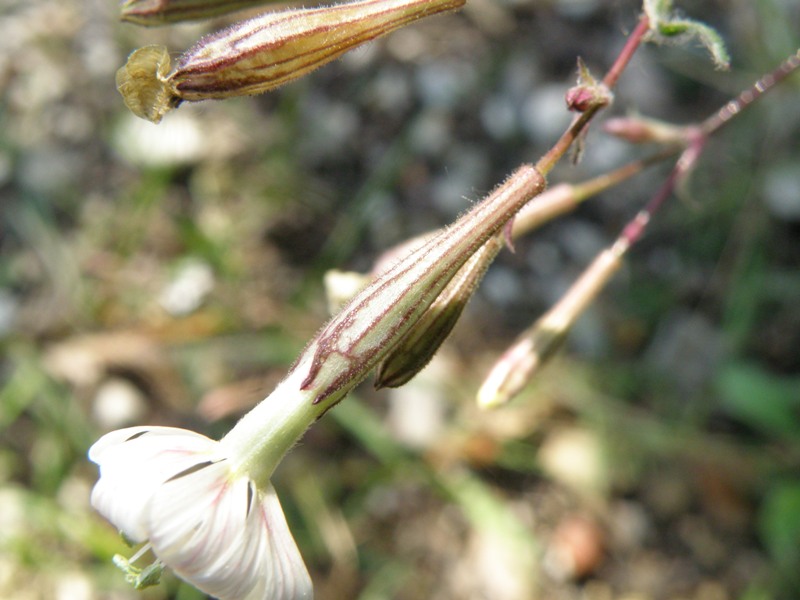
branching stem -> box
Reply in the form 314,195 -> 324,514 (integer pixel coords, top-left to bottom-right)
535,14 -> 651,175
702,49 -> 800,136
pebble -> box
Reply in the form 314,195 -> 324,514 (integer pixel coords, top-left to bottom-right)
763,161 -> 800,221
365,67 -> 413,115
92,377 -> 149,429
645,310 -> 723,396
555,0 -> 603,19
0,290 -> 18,337
54,572 -> 94,600
481,94 -> 520,141
409,109 -> 453,157
18,146 -> 82,195
521,83 -> 573,144
544,514 -> 605,580
414,59 -> 478,109
113,111 -> 207,167
158,259 -> 215,316
537,426 -> 608,495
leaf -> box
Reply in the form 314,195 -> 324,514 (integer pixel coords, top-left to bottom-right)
759,482 -> 800,569
643,0 -> 730,70
716,362 -> 800,441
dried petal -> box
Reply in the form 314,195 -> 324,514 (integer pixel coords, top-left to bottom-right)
116,45 -> 178,124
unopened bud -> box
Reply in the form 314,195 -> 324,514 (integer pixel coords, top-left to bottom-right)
301,165 -> 545,407
477,323 -> 565,409
375,235 -> 503,388
478,244 -> 625,408
117,0 -> 466,122
565,58 -> 611,113
120,0 -> 280,26
603,116 -> 688,145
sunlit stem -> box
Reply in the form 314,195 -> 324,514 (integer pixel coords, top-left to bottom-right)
512,149 -> 673,239
702,48 -> 800,136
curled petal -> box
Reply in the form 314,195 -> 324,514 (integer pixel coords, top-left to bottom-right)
89,426 -> 312,599
89,426 -> 219,541
148,461 -> 312,599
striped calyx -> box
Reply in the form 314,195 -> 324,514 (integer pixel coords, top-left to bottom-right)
116,0 -> 466,123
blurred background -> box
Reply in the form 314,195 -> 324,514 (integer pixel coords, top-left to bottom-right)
1,0 -> 799,598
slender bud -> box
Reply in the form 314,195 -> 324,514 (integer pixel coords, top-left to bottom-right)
478,242 -> 626,408
120,0 -> 282,26
334,179 -> 641,389
117,0 -> 466,122
603,115 -> 688,145
299,165 -> 545,407
375,234 -> 504,388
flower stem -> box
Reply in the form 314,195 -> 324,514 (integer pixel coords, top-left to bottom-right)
624,48 -> 800,248
535,13 -> 650,175
702,48 -> 800,135
602,14 -> 651,89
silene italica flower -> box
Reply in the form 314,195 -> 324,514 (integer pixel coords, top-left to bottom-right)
89,165 -> 545,599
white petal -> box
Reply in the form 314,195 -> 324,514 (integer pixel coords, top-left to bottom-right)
147,464 -> 312,600
247,485 -> 314,600
88,426 -> 218,541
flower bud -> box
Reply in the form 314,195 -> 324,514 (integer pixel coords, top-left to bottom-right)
478,243 -> 625,408
375,235 -> 504,388
297,165 -> 545,407
603,115 -> 688,145
117,0 -> 466,122
565,58 -> 612,113
331,184 -> 592,389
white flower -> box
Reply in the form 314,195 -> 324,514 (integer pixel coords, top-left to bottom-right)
89,426 -> 312,600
